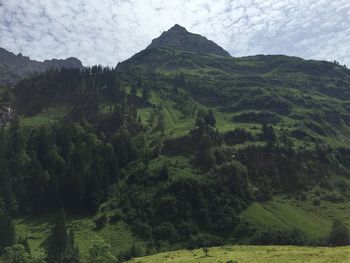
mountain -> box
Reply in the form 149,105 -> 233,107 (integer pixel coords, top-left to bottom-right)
147,24 -> 230,57
3,25 -> 350,260
0,47 -> 83,86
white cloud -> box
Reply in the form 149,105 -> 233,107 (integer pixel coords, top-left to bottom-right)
0,0 -> 349,66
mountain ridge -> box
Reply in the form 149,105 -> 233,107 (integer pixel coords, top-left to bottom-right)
0,47 -> 83,86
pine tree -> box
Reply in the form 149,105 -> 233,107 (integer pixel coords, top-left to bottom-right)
262,123 -> 276,146
64,228 -> 80,263
142,83 -> 151,102
46,208 -> 68,262
0,198 -> 15,254
131,81 -> 137,96
205,109 -> 216,127
17,236 -> 31,255
0,129 -> 14,214
157,111 -> 166,134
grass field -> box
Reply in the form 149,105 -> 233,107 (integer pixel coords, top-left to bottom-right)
129,245 -> 350,263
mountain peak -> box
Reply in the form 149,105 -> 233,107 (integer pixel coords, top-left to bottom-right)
169,24 -> 188,32
146,24 -> 230,57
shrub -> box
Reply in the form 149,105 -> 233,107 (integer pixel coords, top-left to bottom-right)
202,247 -> 209,256
321,194 -> 344,203
300,194 -> 307,201
1,245 -> 31,263
250,228 -> 307,245
130,243 -> 145,258
87,239 -> 117,263
94,214 -> 107,229
312,199 -> 320,206
118,249 -> 132,262
328,219 -> 350,246
132,220 -> 152,238
109,210 -> 123,224
153,222 -> 179,243
187,234 -> 223,249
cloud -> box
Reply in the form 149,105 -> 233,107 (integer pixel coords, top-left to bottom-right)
0,0 -> 349,66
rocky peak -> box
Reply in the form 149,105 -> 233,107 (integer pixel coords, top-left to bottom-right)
146,24 -> 230,57
0,47 -> 83,86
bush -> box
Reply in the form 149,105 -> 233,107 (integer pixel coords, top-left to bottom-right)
321,194 -> 344,203
153,222 -> 179,243
118,249 -> 132,262
94,214 -> 107,229
233,222 -> 255,240
132,220 -> 152,238
130,243 -> 145,258
328,219 -> 350,246
312,199 -> 320,206
300,194 -> 307,201
87,239 -> 117,263
232,111 -> 281,125
109,210 -> 123,224
250,228 -> 307,245
186,234 -> 223,249
1,245 -> 31,263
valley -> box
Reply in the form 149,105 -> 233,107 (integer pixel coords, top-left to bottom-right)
1,24 -> 350,262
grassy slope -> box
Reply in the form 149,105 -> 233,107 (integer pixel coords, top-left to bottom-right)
15,215 -> 143,261
240,195 -> 350,241
240,199 -> 330,240
19,106 -> 70,128
129,245 -> 350,263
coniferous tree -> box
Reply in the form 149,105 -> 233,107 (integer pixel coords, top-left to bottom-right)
131,81 -> 137,96
17,236 -> 31,255
157,111 -> 166,134
142,83 -> 151,102
64,229 -> 80,263
0,198 -> 15,254
262,123 -> 276,145
205,109 -> 216,127
46,208 -> 68,262
112,128 -> 135,167
328,219 -> 350,246
0,129 -> 14,214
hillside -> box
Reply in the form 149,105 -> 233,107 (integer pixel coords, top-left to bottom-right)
1,25 -> 350,262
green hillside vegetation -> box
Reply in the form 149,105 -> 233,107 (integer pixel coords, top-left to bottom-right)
15,215 -> 143,262
1,26 -> 350,262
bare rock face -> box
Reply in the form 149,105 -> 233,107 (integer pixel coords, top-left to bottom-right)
0,47 -> 83,86
146,24 -> 230,57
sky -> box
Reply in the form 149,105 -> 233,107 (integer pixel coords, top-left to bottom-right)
0,0 -> 349,66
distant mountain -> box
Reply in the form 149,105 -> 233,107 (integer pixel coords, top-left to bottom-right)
0,47 -> 83,86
